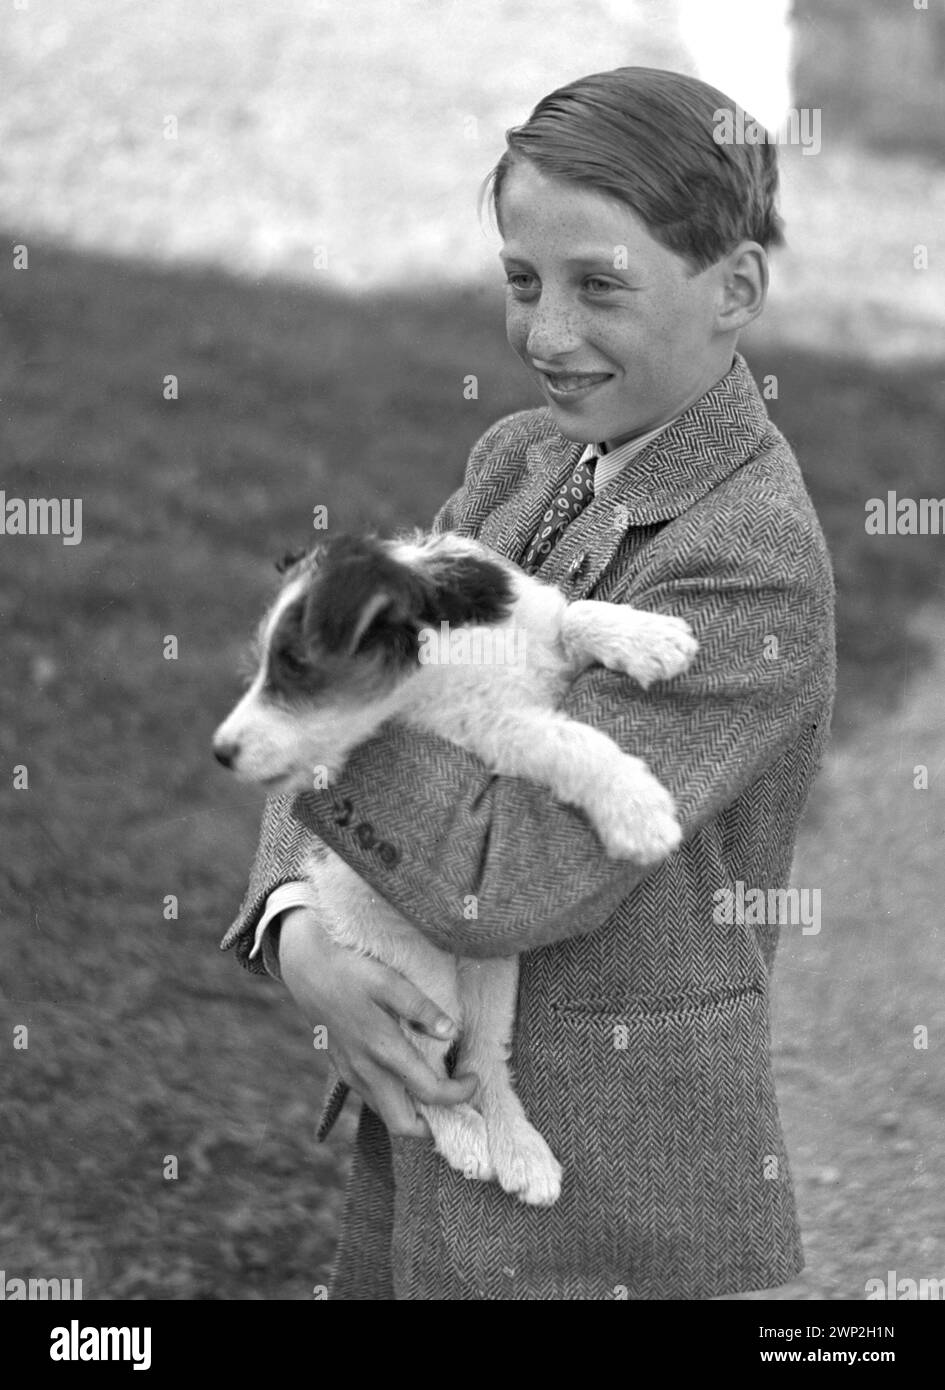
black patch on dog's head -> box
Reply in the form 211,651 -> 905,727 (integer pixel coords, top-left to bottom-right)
265,537 -> 518,687
263,595 -> 327,697
305,535 -> 434,670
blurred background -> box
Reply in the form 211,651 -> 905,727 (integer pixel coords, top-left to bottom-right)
1,0 -> 943,1300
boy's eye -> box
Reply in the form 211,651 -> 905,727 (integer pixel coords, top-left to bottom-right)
505,272 -> 538,295
584,276 -> 620,294
505,271 -> 625,299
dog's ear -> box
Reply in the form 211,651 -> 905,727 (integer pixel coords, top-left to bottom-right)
274,545 -> 309,574
345,590 -> 399,657
425,551 -> 516,626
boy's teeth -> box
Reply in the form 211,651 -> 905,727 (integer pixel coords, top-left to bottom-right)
549,374 -> 607,391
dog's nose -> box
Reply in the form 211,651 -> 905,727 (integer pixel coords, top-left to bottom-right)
213,739 -> 239,769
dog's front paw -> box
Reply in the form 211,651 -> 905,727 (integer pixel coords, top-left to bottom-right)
489,1124 -> 563,1207
593,760 -> 682,864
620,613 -> 698,689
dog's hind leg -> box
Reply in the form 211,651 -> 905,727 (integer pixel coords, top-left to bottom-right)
455,956 -> 562,1206
560,599 -> 697,688
410,1054 -> 495,1184
392,940 -> 495,1185
302,856 -> 494,1182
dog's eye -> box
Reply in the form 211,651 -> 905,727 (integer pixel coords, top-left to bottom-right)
274,645 -> 308,677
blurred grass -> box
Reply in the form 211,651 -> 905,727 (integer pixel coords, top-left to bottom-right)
0,246 -> 528,1299
1,239 -> 944,1297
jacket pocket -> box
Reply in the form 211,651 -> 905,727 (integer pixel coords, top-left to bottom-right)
436,983 -> 800,1300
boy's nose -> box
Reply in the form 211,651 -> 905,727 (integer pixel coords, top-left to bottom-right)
525,305 -> 583,363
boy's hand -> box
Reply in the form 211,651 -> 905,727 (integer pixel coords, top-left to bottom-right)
277,905 -> 478,1139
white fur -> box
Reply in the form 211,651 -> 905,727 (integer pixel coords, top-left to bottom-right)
215,534 -> 698,1205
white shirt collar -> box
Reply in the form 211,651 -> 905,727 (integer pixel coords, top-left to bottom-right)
580,418 -> 676,492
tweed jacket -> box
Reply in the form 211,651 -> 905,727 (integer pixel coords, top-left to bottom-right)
221,353 -> 836,1300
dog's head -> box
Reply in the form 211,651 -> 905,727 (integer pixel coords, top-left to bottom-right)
212,532 -> 515,794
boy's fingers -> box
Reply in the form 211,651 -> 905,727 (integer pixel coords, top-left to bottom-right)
365,1024 -> 477,1109
372,970 -> 456,1040
397,1056 -> 478,1109
362,1072 -> 431,1139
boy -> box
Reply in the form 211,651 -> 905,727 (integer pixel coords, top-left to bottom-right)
221,66 -> 836,1300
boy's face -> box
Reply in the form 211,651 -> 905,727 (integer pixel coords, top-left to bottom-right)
499,159 -> 740,449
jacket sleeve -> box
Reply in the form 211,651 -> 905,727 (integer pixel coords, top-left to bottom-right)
219,417 -> 518,971
284,491 -> 836,959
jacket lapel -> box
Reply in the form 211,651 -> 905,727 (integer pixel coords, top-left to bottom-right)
478,430 -> 584,562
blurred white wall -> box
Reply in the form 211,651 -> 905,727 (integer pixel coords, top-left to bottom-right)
3,0 -> 791,288
5,0 -> 941,360
677,0 -> 793,130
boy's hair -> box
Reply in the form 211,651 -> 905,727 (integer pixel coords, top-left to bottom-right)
484,67 -> 785,272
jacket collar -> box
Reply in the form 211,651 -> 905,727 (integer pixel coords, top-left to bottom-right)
511,353 -> 772,599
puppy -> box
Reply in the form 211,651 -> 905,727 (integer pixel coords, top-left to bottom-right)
214,531 -> 697,1205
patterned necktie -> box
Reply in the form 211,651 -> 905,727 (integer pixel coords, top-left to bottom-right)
522,454 -> 598,572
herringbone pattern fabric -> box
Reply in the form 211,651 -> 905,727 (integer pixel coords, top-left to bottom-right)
521,454 -> 596,571
220,353 -> 836,1299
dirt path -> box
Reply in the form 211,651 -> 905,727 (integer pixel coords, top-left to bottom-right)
754,603 -> 945,1299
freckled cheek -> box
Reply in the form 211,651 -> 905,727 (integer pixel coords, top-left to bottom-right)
505,303 -> 530,358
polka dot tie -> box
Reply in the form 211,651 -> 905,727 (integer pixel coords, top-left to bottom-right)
522,455 -> 598,573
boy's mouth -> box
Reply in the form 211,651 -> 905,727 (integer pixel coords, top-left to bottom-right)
538,370 -> 613,402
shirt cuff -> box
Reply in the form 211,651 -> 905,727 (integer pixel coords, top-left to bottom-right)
250,881 -> 323,977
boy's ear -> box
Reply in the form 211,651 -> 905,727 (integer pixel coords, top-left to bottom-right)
717,240 -> 768,331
